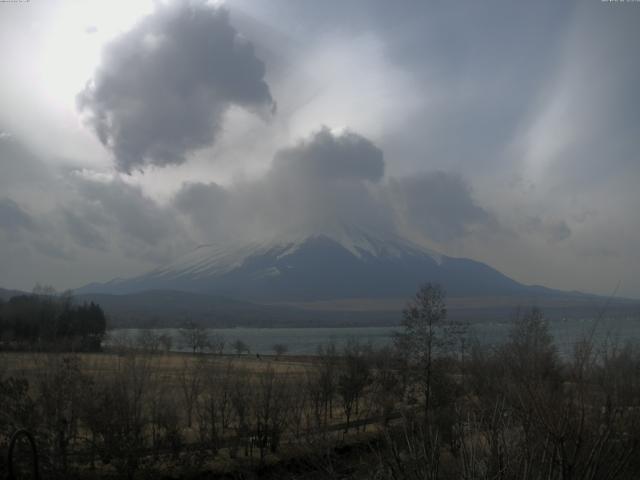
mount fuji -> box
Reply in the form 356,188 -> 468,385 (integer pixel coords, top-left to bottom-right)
77,224 -> 555,301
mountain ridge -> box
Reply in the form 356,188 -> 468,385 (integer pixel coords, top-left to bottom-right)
75,227 -> 569,301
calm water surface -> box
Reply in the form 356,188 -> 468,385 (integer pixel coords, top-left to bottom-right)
109,316 -> 640,356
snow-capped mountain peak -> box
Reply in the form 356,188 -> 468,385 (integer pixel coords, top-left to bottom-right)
77,225 -> 532,301
151,224 -> 441,281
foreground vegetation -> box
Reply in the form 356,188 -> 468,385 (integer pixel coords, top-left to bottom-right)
1,284 -> 640,479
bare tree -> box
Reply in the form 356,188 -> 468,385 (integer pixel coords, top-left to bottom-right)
80,352 -> 155,479
105,329 -> 134,354
179,320 -> 210,354
287,382 -> 308,440
304,368 -> 325,434
177,357 -> 205,428
394,283 -> 462,421
253,366 -> 291,460
158,332 -> 173,353
34,354 -> 90,475
135,330 -> 161,354
207,333 -> 225,355
374,416 -> 441,480
148,380 -> 182,459
229,368 -> 252,458
198,359 -> 235,455
338,340 -> 370,433
369,346 -> 402,426
317,342 -> 338,428
272,343 -> 288,359
232,339 -> 249,356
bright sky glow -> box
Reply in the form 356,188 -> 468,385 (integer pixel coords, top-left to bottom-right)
39,0 -> 155,113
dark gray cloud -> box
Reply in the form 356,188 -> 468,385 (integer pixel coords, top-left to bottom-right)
258,128 -> 389,234
77,1 -> 274,172
0,138 -> 76,261
63,209 -> 107,251
521,216 -> 572,244
0,197 -> 35,233
77,179 -> 184,251
1,136 -> 191,264
261,128 -> 388,234
0,135 -> 51,191
174,182 -> 228,216
389,172 -> 494,243
172,127 -> 390,241
173,128 -> 489,245
272,126 -> 384,182
0,197 -> 75,261
547,220 -> 571,244
174,181 -> 228,240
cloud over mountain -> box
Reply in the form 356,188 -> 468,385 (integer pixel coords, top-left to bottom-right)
172,126 -> 488,246
1,1 -> 638,297
77,1 -> 275,173
272,126 -> 384,182
389,172 -> 494,243
173,126 -> 389,242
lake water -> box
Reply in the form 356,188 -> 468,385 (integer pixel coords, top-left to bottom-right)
109,316 -> 640,357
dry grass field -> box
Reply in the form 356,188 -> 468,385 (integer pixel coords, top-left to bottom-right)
1,348 -> 380,478
0,350 -> 313,376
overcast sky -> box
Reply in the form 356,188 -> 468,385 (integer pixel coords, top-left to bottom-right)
0,0 -> 639,298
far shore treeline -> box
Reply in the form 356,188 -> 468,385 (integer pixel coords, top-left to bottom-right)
0,287 -> 106,351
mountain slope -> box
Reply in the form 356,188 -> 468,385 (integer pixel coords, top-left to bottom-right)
0,287 -> 27,301
77,226 -> 557,301
75,289 -> 404,328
